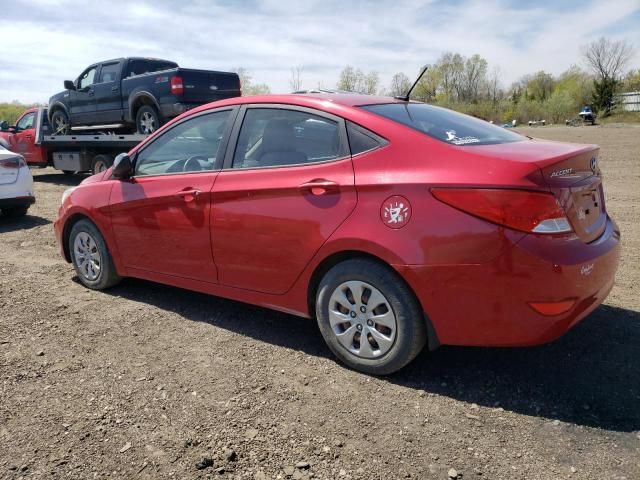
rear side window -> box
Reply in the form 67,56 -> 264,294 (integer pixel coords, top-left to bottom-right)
361,103 -> 523,146
347,121 -> 385,155
98,63 -> 119,83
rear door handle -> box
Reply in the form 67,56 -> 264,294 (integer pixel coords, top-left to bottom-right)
299,180 -> 339,195
176,189 -> 202,202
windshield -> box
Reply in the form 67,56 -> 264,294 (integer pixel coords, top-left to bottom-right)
361,103 -> 524,146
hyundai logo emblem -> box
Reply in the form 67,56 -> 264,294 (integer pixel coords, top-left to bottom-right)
590,157 -> 598,172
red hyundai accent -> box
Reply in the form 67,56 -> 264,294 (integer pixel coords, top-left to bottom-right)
54,94 -> 620,374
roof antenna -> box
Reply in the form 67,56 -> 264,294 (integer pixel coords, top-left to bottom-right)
395,65 -> 429,102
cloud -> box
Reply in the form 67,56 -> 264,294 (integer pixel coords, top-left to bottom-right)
0,0 -> 637,103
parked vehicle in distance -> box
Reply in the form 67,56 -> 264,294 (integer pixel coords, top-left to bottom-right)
48,57 -> 241,135
0,145 -> 34,217
0,107 -> 145,174
54,94 -> 620,375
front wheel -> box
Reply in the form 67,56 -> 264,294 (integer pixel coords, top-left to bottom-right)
136,106 -> 160,135
315,258 -> 427,375
69,219 -> 121,290
51,110 -> 70,135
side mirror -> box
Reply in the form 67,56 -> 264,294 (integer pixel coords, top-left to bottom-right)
64,80 -> 76,91
0,121 -> 8,131
112,153 -> 133,179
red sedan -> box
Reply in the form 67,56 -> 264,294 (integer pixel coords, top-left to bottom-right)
54,94 -> 620,374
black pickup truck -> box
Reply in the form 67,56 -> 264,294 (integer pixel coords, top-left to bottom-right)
48,57 -> 240,135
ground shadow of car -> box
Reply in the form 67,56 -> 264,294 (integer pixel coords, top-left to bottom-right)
32,172 -> 88,187
100,278 -> 639,432
0,214 -> 51,232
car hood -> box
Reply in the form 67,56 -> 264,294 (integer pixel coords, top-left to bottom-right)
49,90 -> 68,106
80,170 -> 109,185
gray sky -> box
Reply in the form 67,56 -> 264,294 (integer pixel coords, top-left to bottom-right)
1,0 -> 638,103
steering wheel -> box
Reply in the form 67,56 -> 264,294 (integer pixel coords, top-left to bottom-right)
182,155 -> 208,172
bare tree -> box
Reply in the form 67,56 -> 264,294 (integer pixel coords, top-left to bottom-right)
289,66 -> 303,92
389,72 -> 411,97
233,67 -> 271,96
583,37 -> 635,81
337,65 -> 358,91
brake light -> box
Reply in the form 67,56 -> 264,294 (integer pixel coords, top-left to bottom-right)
431,188 -> 572,234
0,156 -> 26,169
171,76 -> 184,95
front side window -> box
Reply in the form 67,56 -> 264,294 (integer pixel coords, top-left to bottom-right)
233,108 -> 342,169
362,103 -> 524,146
16,112 -> 35,130
78,67 -> 97,90
135,110 -> 231,176
98,63 -> 119,83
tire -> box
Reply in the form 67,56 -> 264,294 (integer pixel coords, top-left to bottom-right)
315,258 -> 427,375
136,105 -> 160,135
69,219 -> 121,290
2,205 -> 29,217
51,110 -> 70,135
91,154 -> 113,175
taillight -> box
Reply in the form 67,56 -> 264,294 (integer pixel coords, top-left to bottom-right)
431,188 -> 572,234
0,156 -> 26,169
170,76 -> 184,95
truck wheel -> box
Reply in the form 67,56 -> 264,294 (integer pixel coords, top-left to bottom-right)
315,258 -> 427,375
136,106 -> 160,135
91,154 -> 113,175
51,110 -> 70,135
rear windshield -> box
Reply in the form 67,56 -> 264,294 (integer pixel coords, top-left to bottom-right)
126,60 -> 177,78
361,103 -> 523,146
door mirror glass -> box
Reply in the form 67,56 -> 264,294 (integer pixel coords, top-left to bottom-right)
112,153 -> 133,179
0,121 -> 8,131
64,80 -> 76,91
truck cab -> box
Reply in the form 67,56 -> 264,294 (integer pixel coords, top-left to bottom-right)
0,108 -> 49,166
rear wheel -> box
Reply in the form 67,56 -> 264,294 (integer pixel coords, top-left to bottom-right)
2,206 -> 29,217
136,106 -> 160,135
91,154 -> 113,175
315,258 -> 427,375
69,219 -> 121,290
51,110 -> 70,135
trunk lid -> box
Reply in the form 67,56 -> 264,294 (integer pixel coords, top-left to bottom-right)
177,68 -> 241,103
464,139 -> 606,243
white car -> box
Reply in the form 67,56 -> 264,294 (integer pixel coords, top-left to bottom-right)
0,145 -> 34,217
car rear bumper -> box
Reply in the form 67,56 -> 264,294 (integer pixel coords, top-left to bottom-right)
397,216 -> 621,347
0,195 -> 35,209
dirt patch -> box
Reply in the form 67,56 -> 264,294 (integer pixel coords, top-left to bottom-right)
1,125 -> 639,479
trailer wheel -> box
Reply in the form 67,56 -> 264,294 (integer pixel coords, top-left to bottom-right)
91,154 -> 113,175
136,106 -> 160,135
51,110 -> 70,135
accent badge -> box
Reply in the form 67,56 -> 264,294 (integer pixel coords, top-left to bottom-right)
381,196 -> 412,229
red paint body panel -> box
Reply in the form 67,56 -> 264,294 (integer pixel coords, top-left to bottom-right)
0,108 -> 48,165
54,94 -> 621,348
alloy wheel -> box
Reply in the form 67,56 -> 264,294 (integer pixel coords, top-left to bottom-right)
139,112 -> 156,134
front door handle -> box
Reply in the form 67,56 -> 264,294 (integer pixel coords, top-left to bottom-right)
176,189 -> 202,202
88,89 -> 95,97
111,86 -> 119,92
298,179 -> 339,196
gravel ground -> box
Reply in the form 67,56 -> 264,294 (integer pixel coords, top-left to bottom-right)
1,125 -> 639,480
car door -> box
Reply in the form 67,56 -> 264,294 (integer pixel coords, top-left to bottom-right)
93,61 -> 123,124
211,105 -> 357,295
13,111 -> 36,163
69,65 -> 98,125
109,108 -> 236,282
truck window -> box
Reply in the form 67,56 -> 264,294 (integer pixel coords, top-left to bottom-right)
16,112 -> 35,130
98,63 -> 119,83
126,59 -> 177,78
78,67 -> 97,90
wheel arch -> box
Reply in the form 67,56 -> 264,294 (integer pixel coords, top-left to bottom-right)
129,92 -> 161,121
48,102 -> 70,123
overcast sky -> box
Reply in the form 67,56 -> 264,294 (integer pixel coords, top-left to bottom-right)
0,0 -> 638,103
